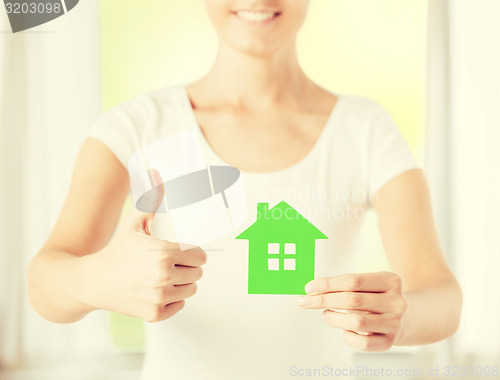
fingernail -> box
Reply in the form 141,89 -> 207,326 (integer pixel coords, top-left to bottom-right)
305,282 -> 316,294
298,296 -> 310,306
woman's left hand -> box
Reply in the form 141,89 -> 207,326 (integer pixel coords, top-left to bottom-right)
298,271 -> 409,352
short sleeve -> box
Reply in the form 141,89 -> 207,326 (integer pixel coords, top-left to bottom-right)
86,96 -> 154,170
367,103 -> 420,195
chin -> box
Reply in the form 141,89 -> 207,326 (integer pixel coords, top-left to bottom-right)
221,28 -> 293,58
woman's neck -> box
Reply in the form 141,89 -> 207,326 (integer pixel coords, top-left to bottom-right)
192,40 -> 312,110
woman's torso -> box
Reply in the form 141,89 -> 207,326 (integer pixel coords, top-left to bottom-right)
137,86 -> 372,380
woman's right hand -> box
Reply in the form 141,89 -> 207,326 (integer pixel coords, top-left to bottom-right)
80,169 -> 207,322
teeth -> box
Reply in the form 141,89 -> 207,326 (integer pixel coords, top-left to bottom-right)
236,11 -> 276,22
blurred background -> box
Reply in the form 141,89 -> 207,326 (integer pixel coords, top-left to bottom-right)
0,0 -> 498,379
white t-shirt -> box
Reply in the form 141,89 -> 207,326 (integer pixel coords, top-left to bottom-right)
87,85 -> 419,380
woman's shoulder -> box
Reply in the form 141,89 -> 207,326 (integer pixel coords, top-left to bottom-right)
332,93 -> 401,139
109,85 -> 187,119
336,93 -> 392,120
141,85 -> 189,108
97,85 -> 192,137
87,85 -> 191,168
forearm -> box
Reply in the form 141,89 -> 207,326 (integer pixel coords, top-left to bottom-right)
27,249 -> 95,323
394,275 -> 462,345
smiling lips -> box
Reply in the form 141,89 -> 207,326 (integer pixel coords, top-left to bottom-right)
233,10 -> 281,23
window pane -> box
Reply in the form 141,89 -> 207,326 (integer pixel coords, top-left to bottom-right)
284,259 -> 296,271
268,243 -> 280,254
268,259 -> 280,271
284,243 -> 296,254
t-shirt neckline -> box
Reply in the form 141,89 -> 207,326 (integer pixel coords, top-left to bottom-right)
177,85 -> 344,182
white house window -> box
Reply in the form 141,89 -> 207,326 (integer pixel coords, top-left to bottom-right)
268,243 -> 280,254
284,259 -> 296,271
268,258 -> 280,271
267,243 -> 297,271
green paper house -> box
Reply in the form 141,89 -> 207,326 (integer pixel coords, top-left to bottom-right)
236,201 -> 328,295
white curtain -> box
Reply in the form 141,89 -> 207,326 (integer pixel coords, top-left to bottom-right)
426,0 -> 500,365
0,0 -> 123,373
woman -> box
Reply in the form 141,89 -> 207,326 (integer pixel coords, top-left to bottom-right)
27,1 -> 462,379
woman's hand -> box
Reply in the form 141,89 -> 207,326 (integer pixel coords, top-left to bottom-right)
298,272 -> 408,352
80,169 -> 207,323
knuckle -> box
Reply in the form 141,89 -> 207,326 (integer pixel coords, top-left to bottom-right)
348,274 -> 363,291
164,268 -> 175,283
179,282 -> 198,299
175,299 -> 186,313
199,250 -> 208,265
152,287 -> 168,304
352,315 -> 365,331
395,298 -> 409,315
153,268 -> 173,287
182,283 -> 198,300
157,242 -> 178,261
348,293 -> 363,308
195,266 -> 204,281
189,282 -> 198,297
186,246 -> 207,266
388,272 -> 402,289
145,305 -> 163,323
162,252 -> 176,267
318,294 -> 327,308
161,249 -> 175,263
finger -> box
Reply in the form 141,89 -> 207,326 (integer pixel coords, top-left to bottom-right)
171,265 -> 203,285
172,246 -> 207,267
166,283 -> 198,303
322,310 -> 396,334
146,300 -> 185,323
298,291 -> 392,313
342,330 -> 394,352
305,272 -> 401,295
127,168 -> 165,234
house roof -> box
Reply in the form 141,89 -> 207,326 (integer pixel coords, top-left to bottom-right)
236,201 -> 328,241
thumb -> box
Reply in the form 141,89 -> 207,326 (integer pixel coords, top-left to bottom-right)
128,169 -> 165,235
